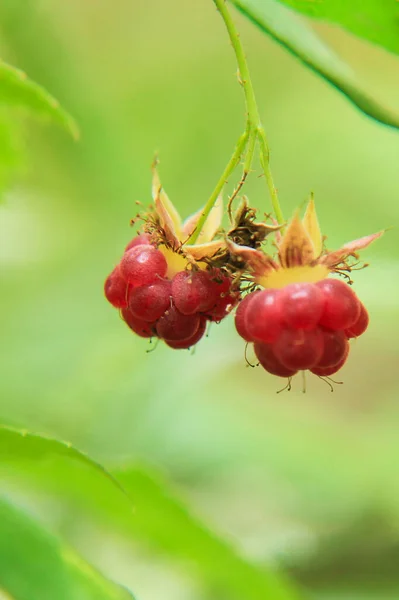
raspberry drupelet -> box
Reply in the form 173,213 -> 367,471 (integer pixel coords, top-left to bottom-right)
230,198 -> 382,381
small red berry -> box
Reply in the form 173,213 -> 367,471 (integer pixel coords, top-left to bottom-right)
279,282 -> 324,330
120,244 -> 167,286
104,266 -> 129,308
234,292 -> 259,342
121,307 -> 155,338
205,272 -> 238,321
254,342 -> 297,378
245,289 -> 283,343
129,279 -> 172,322
316,279 -> 361,330
311,353 -> 349,377
345,303 -> 369,338
125,233 -> 152,252
156,305 -> 200,341
273,327 -> 324,371
317,328 -> 349,368
171,270 -> 217,315
165,317 -> 207,349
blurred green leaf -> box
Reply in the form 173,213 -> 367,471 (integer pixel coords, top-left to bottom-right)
0,457 -> 302,600
0,425 -> 132,509
0,60 -> 78,138
275,0 -> 399,56
0,110 -> 23,193
0,497 -> 134,600
229,0 -> 399,130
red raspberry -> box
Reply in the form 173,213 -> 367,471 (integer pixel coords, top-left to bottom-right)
311,354 -> 348,377
120,244 -> 167,286
279,283 -> 324,330
254,342 -> 297,378
129,279 -> 172,322
317,328 -> 349,368
316,279 -> 360,330
273,327 -> 323,371
156,305 -> 200,341
171,270 -> 217,315
234,292 -> 259,342
104,266 -> 129,308
345,303 -> 369,338
165,317 -> 207,349
125,233 -> 152,252
121,307 -> 155,338
245,289 -> 283,343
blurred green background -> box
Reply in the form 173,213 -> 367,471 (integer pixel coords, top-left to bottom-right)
1,1 -> 399,599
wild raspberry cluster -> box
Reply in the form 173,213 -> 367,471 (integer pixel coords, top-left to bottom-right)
235,279 -> 369,378
104,234 -> 238,349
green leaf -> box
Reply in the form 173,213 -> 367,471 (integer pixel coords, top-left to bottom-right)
0,497 -> 134,600
229,0 -> 399,130
276,0 -> 399,56
0,60 -> 79,138
0,425 -> 132,509
0,457 -> 302,600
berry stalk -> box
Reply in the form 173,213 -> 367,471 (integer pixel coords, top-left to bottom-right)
189,0 -> 284,245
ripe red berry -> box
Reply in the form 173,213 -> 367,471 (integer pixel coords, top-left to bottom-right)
234,292 -> 259,342
316,279 -> 361,330
254,342 -> 298,378
156,305 -> 200,341
129,279 -> 172,322
273,327 -> 323,371
311,353 -> 349,377
171,270 -> 217,315
317,328 -> 349,368
120,244 -> 167,286
345,303 -> 369,338
165,317 -> 207,349
279,282 -> 324,330
121,307 -> 155,338
104,266 -> 129,308
125,233 -> 152,252
245,289 -> 283,343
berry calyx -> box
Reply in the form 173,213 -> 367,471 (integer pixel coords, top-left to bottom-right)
120,245 -> 167,286
345,303 -> 369,338
129,279 -> 172,322
104,266 -> 129,308
254,342 -> 298,378
171,270 -> 217,315
165,317 -> 207,349
121,307 -> 155,338
245,289 -> 282,343
279,282 -> 324,330
273,327 -> 324,371
316,279 -> 361,330
156,305 -> 200,341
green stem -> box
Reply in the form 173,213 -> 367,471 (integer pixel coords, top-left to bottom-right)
186,130 -> 249,245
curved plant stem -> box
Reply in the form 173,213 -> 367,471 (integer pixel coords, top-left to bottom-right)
189,0 -> 284,245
